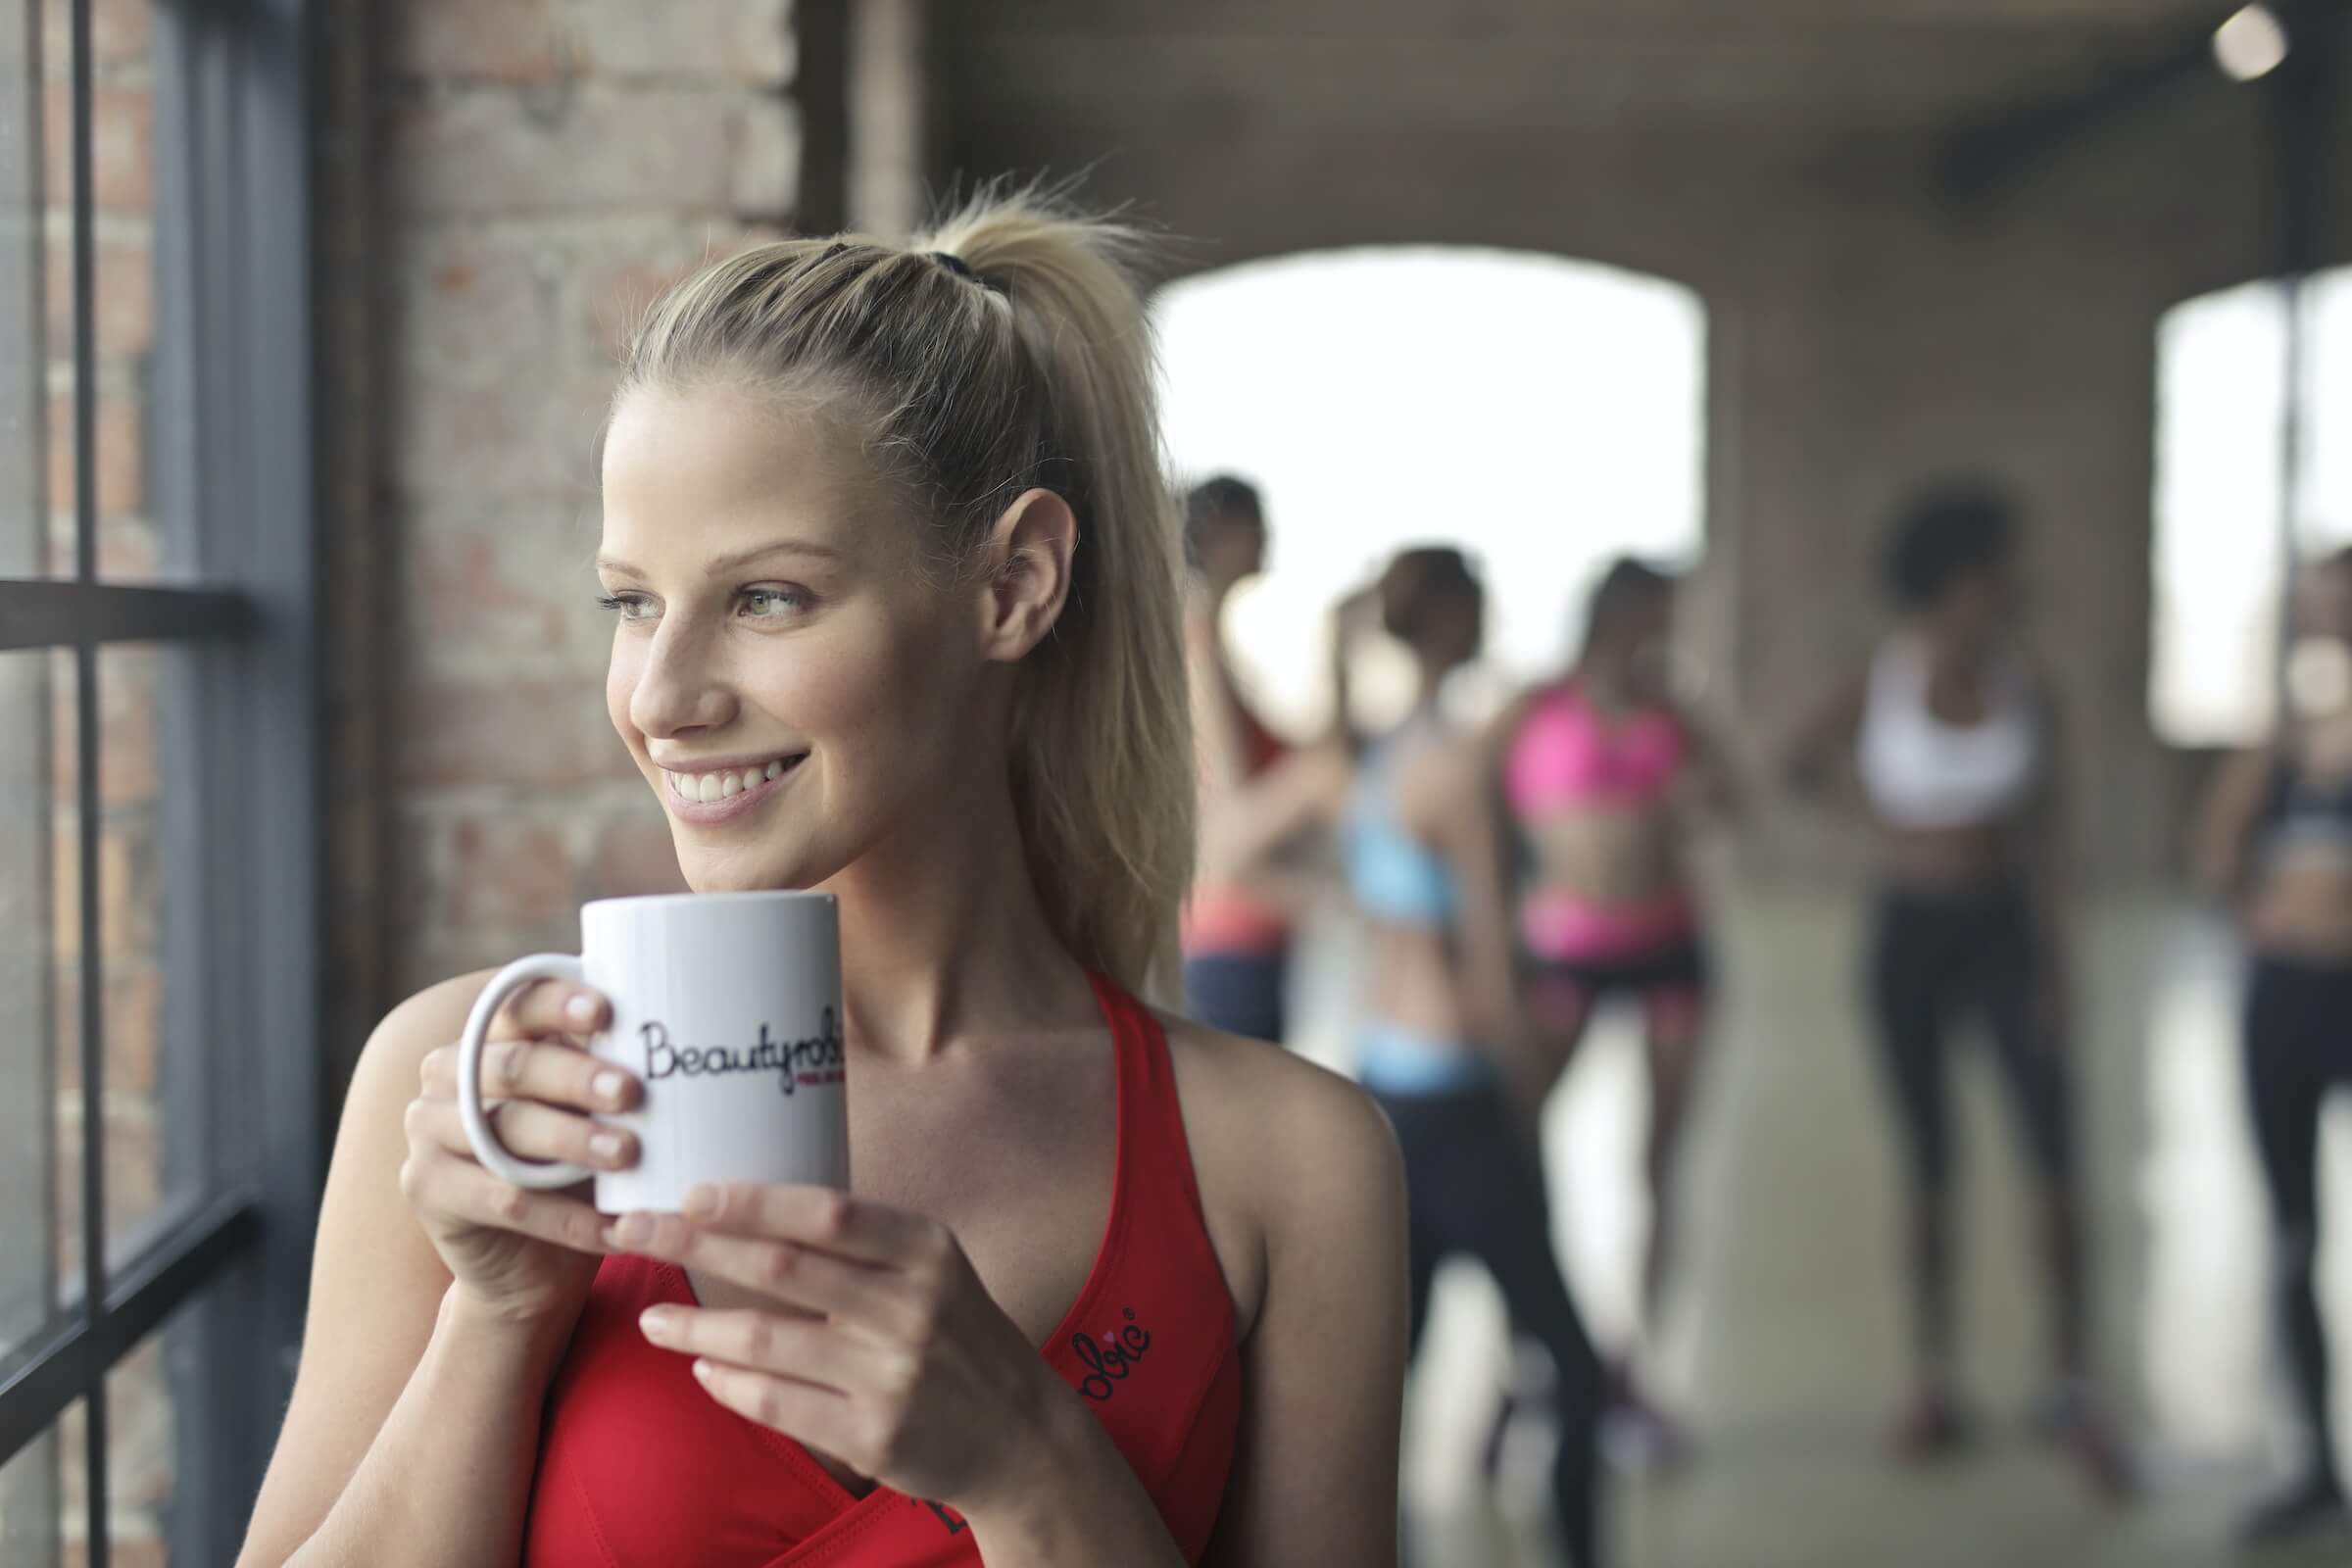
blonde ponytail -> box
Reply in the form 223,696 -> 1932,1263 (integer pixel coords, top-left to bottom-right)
618,183 -> 1194,1000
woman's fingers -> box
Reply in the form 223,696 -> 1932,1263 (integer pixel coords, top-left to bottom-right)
406,1095 -> 636,1172
504,979 -> 612,1041
418,1035 -> 638,1115
603,1209 -> 915,1335
686,1358 -> 862,1456
398,1149 -> 612,1255
682,1184 -> 943,1268
637,1306 -> 892,1396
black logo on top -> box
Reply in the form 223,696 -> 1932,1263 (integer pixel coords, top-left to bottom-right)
639,1008 -> 846,1097
1072,1308 -> 1152,1402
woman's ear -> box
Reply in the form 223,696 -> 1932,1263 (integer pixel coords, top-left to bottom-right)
975,487 -> 1077,663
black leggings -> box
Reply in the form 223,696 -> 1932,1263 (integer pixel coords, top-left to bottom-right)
1374,1081 -> 1605,1566
1868,884 -> 2080,1372
2245,956 -> 2352,1481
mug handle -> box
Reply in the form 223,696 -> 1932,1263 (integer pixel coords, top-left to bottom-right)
457,953 -> 596,1190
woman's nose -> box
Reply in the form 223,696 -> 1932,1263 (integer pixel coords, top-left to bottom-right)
628,618 -> 736,739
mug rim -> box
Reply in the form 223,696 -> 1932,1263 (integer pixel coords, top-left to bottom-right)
581,889 -> 837,915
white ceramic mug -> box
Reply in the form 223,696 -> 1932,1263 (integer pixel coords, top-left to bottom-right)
457,890 -> 850,1212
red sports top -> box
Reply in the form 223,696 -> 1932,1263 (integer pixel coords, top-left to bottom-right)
522,976 -> 1245,1566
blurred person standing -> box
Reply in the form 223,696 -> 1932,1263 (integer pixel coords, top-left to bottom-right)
2194,545 -> 2352,1544
1180,476 -> 1337,1045
1784,480 -> 2128,1495
1495,559 -> 1736,1464
1345,547 -> 1608,1566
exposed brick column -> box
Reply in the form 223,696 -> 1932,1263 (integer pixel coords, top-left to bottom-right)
366,0 -> 806,999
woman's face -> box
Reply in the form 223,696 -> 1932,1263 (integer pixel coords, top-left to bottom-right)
597,383 -> 994,893
1426,581 -> 1485,670
1199,510 -> 1266,588
1934,552 -> 2017,651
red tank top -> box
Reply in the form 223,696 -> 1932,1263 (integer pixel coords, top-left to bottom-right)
521,977 -> 1245,1566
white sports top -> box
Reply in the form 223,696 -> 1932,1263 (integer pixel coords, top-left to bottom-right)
1856,635 -> 2039,830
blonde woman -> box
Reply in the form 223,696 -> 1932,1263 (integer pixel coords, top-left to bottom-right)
236,190 -> 1406,1567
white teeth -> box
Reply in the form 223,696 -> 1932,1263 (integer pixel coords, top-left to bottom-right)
666,760 -> 793,806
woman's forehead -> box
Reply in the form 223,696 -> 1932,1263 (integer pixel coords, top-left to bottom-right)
600,385 -> 881,564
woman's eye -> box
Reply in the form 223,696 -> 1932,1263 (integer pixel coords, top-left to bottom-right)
595,593 -> 659,622
739,586 -> 809,619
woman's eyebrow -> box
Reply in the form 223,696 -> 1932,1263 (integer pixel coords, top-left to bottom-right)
594,538 -> 847,579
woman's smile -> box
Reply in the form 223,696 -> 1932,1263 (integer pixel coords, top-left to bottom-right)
658,752 -> 809,825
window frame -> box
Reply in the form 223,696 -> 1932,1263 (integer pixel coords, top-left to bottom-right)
0,0 -> 318,1562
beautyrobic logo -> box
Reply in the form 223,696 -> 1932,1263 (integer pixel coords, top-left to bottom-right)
638,1007 -> 847,1096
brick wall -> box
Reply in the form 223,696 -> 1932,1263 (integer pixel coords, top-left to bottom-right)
9,0 -> 836,1558
376,0 -> 807,996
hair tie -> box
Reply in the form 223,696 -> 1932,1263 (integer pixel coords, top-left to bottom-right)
927,250 -> 1005,297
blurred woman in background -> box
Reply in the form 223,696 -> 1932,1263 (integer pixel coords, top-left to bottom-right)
1345,546 -> 1607,1565
2194,545 -> 2352,1544
1784,480 -> 2126,1495
1181,476 -> 1338,1045
1496,558 -> 1735,1462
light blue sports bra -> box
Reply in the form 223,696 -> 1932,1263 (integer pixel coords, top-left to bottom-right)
1345,710 -> 1458,930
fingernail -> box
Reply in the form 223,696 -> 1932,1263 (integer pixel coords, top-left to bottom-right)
609,1212 -> 654,1248
590,1131 -> 627,1164
594,1070 -> 627,1105
638,1306 -> 674,1336
682,1184 -> 720,1220
566,992 -> 601,1027
692,1358 -> 714,1384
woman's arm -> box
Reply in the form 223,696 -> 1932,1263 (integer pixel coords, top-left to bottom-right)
2019,681 -> 2077,1036
1412,739 -> 1526,1048
1189,602 -> 1348,890
1196,743 -> 1350,883
1187,601 -> 1249,799
1200,1059 -> 1408,1565
2193,745 -> 2278,899
1782,669 -> 1868,805
1682,709 -> 1743,822
238,977 -> 572,1568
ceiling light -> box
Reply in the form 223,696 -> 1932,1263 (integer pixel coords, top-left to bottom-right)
2213,4 -> 2289,82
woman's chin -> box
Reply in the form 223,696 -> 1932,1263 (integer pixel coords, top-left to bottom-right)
673,846 -> 825,896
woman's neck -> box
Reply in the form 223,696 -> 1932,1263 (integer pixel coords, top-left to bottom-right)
820,773 -> 1093,1063
1198,569 -> 1245,611
1916,619 -> 1994,676
1413,657 -> 1454,712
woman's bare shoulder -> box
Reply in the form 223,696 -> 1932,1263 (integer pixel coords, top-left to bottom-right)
1157,1015 -> 1390,1138
344,969 -> 500,1109
1152,1013 -> 1404,1330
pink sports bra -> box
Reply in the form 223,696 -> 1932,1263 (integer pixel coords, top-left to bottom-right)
1505,681 -> 1689,815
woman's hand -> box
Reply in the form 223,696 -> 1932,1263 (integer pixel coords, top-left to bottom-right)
609,1184 -> 1066,1515
401,981 -> 642,1324
1334,582 -> 1384,639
